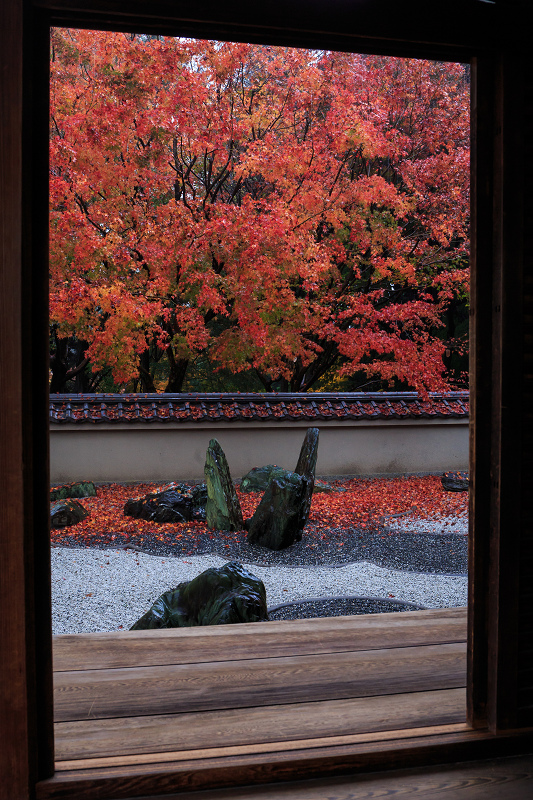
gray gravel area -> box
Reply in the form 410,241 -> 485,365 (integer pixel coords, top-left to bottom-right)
51,545 -> 467,634
385,514 -> 468,536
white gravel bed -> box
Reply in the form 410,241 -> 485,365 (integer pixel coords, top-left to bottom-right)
51,546 -> 467,635
385,513 -> 468,535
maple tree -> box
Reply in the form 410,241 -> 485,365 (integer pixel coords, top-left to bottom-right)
49,30 -> 470,394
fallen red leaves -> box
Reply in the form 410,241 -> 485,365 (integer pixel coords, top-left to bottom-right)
50,476 -> 468,551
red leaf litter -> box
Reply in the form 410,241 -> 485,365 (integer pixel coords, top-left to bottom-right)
50,476 -> 468,553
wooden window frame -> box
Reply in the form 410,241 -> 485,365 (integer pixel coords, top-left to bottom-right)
2,1 -> 533,798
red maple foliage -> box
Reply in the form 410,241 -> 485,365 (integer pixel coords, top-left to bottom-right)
50,32 -> 469,394
50,476 -> 468,552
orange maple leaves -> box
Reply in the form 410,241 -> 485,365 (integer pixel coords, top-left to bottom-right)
50,476 -> 468,552
50,32 -> 470,393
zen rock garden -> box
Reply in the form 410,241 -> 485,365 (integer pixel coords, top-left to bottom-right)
127,427 -> 337,629
50,435 -> 469,631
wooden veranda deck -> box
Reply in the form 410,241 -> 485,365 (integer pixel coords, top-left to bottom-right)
52,607 -> 468,774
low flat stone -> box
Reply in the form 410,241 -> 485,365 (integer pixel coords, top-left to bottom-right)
124,483 -> 207,524
313,479 -> 336,492
204,439 -> 244,531
241,465 -> 334,494
441,471 -> 469,492
240,465 -> 286,493
50,499 -> 89,528
130,562 -> 268,629
50,481 -> 96,501
247,469 -> 312,551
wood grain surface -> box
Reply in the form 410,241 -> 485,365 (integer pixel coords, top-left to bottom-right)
122,753 -> 533,800
54,688 -> 466,761
54,642 -> 466,721
52,608 -> 468,672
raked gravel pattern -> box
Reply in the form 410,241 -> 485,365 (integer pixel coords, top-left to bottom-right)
51,542 -> 467,635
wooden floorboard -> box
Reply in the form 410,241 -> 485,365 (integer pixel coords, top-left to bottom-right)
128,753 -> 533,800
52,608 -> 468,671
52,608 -> 469,770
54,688 -> 466,761
54,642 -> 466,721
55,723 -> 471,771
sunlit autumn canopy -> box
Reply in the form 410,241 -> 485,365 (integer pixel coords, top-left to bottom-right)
49,31 -> 470,393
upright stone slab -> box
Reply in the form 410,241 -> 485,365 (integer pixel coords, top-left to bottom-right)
294,426 -> 319,528
246,427 -> 320,551
295,427 -> 319,478
247,469 -> 312,551
204,439 -> 244,531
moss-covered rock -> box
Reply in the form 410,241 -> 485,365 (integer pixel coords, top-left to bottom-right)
241,464 -> 334,493
247,469 -> 312,550
130,562 -> 268,629
240,465 -> 286,492
204,439 -> 243,531
50,481 -> 96,501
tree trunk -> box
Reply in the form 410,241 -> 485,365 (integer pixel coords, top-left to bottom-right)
138,350 -> 157,392
165,348 -> 189,392
50,334 -> 89,393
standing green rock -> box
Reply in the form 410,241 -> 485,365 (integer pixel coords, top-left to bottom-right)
204,438 -> 244,531
246,427 -> 320,551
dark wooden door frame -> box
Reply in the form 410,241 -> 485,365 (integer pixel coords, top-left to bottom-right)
3,1 -> 533,798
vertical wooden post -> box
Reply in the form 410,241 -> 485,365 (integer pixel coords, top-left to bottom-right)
470,6 -> 533,732
486,40 -> 533,732
468,53 -> 495,730
0,2 -> 54,797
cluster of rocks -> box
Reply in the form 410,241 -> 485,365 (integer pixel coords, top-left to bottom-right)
198,427 -> 320,551
124,483 -> 207,524
128,429 -> 320,630
49,429 -> 321,555
50,480 -> 96,528
125,426 -> 321,553
52,446 -> 470,634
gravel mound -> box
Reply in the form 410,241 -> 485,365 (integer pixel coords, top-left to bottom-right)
51,546 -> 467,634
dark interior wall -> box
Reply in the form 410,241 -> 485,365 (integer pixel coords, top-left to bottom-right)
2,1 -> 533,798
